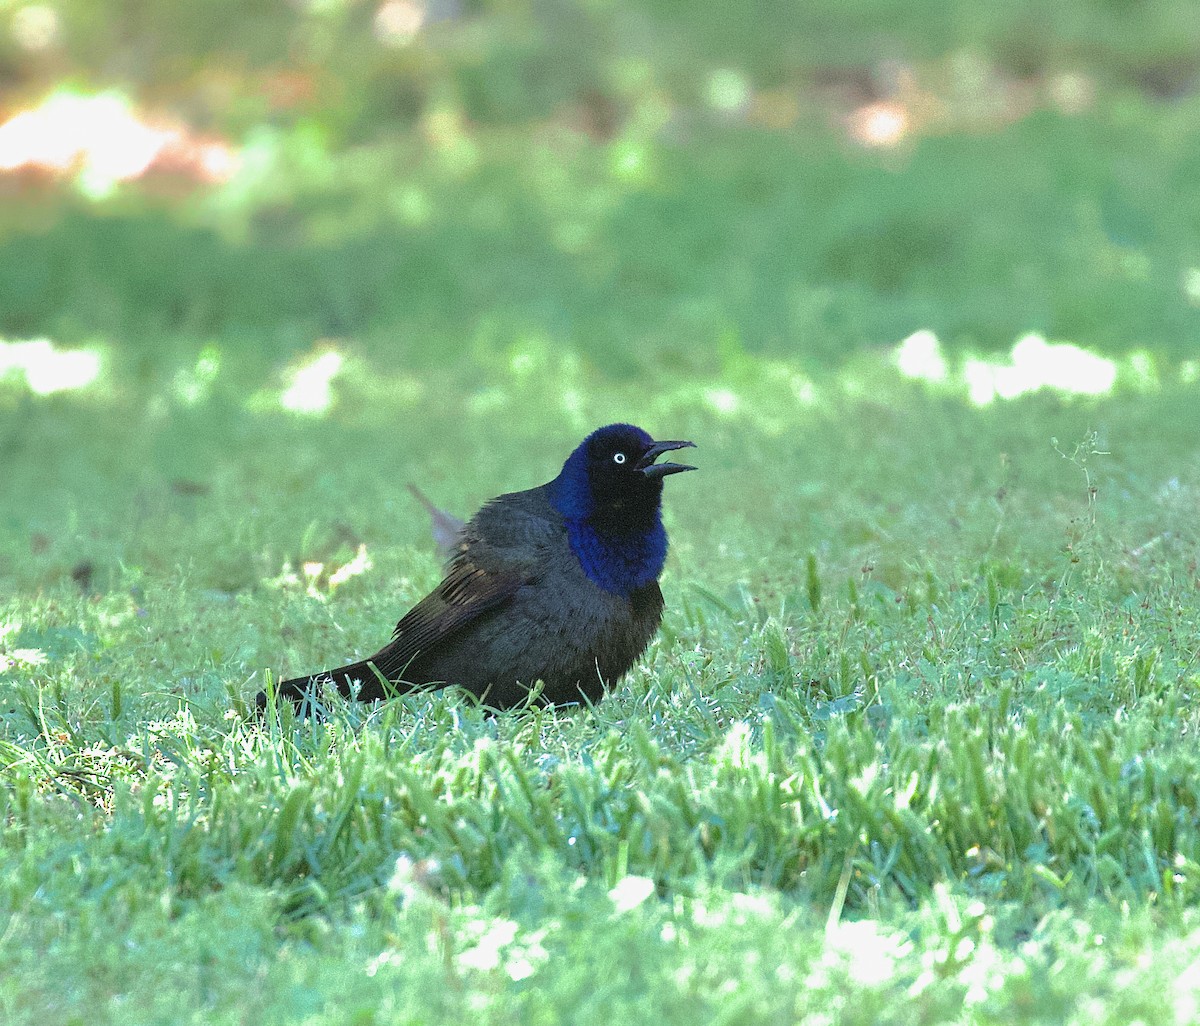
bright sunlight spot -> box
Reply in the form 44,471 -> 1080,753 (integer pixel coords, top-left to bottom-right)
0,648 -> 48,672
456,918 -> 518,972
0,337 -> 102,395
608,875 -> 656,914
11,4 -> 60,51
280,349 -> 345,414
0,88 -> 239,197
895,330 -> 949,383
1183,267 -> 1200,305
895,331 -> 1118,404
708,69 -> 751,114
963,333 -> 1117,405
703,387 -> 740,415
328,544 -> 373,589
847,101 -> 910,148
374,0 -> 425,45
823,920 -> 913,987
0,90 -> 171,192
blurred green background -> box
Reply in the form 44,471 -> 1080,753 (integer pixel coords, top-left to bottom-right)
4,0 -> 1200,608
2,0 -> 1198,387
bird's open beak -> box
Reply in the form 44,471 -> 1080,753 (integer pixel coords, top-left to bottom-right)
637,439 -> 697,478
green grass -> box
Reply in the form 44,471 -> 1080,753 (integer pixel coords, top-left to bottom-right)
6,106 -> 1200,375
5,3 -> 1200,1017
4,362 -> 1200,1023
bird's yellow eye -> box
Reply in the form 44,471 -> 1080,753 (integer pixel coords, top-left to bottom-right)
613,452 -> 626,465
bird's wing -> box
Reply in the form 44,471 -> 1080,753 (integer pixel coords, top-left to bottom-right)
370,487 -> 561,679
370,559 -> 524,679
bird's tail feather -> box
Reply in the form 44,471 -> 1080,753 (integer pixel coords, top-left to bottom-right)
277,659 -> 402,708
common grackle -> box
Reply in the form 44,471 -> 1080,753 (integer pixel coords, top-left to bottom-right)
259,424 -> 695,714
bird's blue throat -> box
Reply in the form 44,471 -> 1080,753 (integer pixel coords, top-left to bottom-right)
551,448 -> 668,597
561,516 -> 667,598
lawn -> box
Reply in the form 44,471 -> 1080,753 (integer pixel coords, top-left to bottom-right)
3,2 -> 1200,1022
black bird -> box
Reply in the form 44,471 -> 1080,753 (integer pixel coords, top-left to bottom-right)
261,424 -> 696,714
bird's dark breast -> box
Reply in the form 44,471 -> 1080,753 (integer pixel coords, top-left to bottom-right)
397,572 -> 664,709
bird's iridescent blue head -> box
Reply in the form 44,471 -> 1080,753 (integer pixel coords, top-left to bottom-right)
551,424 -> 696,596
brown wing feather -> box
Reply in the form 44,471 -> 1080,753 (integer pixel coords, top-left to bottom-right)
364,485 -> 562,683
367,557 -> 525,680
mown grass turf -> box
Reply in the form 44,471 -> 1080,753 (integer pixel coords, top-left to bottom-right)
4,4 -> 1200,1015
3,358 -> 1200,1022
5,106 -> 1199,377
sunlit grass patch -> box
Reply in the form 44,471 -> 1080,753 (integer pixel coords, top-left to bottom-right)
4,351 -> 1200,1024
896,330 -> 1127,404
0,336 -> 102,395
0,88 -> 238,198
